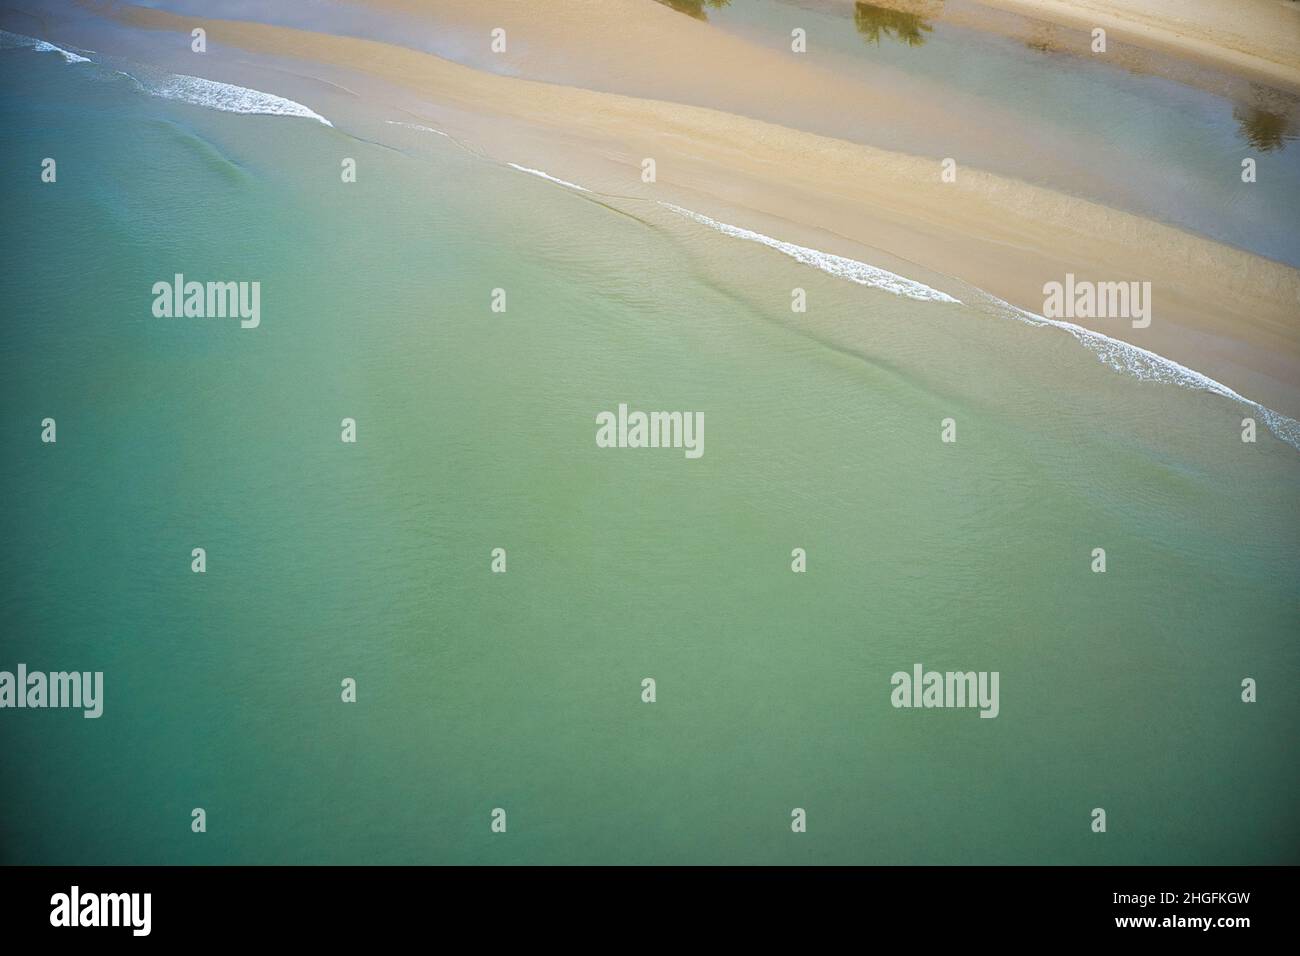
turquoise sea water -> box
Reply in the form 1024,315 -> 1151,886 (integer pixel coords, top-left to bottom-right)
1,31 -> 1297,864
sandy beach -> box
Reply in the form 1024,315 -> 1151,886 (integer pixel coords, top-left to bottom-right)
86,0 -> 1300,418
976,0 -> 1300,89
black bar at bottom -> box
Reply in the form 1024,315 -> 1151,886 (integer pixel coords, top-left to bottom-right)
0,865 -> 1286,941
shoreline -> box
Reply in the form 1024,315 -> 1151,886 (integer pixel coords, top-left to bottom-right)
971,0 -> 1300,91
49,1 -> 1300,420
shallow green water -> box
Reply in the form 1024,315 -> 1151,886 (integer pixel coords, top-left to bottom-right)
1,41 -> 1297,864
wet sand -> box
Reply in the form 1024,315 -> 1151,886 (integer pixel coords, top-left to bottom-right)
975,0 -> 1300,90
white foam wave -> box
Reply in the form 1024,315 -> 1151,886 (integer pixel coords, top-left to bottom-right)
0,31 -> 332,126
990,296 -> 1300,449
659,202 -> 960,304
653,196 -> 1296,449
507,163 -> 591,193
0,29 -> 91,63
148,73 -> 333,125
651,192 -> 1297,449
386,120 -> 448,136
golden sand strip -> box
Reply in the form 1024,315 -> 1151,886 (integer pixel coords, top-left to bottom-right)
974,0 -> 1300,90
103,1 -> 1300,416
